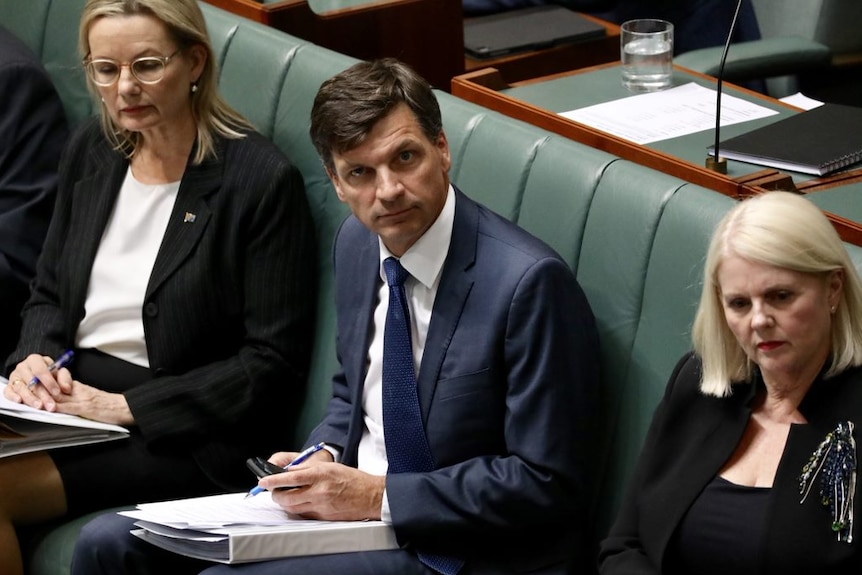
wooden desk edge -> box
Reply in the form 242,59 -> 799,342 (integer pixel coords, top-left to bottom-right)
305,0 -> 423,19
452,71 -> 744,197
797,168 -> 862,193
821,211 -> 862,245
203,0 -> 425,23
203,0 -> 268,23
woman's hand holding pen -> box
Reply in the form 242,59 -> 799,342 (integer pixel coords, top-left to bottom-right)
5,352 -> 75,410
5,352 -> 133,425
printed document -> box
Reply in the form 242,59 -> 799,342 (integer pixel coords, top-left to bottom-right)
560,82 -> 778,144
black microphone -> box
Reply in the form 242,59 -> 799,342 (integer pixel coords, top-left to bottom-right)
705,0 -> 744,174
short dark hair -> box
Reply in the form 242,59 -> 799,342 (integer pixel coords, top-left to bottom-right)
310,58 -> 443,173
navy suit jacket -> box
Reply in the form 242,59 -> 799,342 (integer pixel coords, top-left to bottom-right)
7,119 -> 316,490
0,25 -> 69,361
307,189 -> 600,574
600,353 -> 862,574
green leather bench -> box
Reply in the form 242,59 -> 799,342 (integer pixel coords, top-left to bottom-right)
5,2 -> 862,574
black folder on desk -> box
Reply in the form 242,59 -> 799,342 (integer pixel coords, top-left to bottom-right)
464,6 -> 606,59
708,103 -> 862,176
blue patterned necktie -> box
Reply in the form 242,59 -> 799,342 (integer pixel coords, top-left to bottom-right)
381,257 -> 463,575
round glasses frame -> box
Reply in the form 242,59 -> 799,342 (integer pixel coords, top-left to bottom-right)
83,48 -> 182,87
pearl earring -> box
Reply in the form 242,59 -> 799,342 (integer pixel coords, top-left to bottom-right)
191,82 -> 198,93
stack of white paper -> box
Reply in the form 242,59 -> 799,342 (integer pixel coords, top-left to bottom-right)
0,378 -> 129,457
122,492 -> 398,564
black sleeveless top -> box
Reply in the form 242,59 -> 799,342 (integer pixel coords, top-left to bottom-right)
665,474 -> 771,575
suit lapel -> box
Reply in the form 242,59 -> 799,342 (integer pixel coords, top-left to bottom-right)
146,144 -> 220,298
417,189 -> 477,416
350,236 -> 381,403
655,382 -> 755,570
66,144 -> 127,310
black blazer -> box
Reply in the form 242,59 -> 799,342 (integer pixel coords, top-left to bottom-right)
307,189 -> 601,574
7,119 -> 316,489
0,24 -> 69,360
600,352 -> 862,574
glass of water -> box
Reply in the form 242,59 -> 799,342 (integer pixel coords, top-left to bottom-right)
620,19 -> 674,93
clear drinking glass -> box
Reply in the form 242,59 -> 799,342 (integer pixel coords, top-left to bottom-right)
620,19 -> 674,93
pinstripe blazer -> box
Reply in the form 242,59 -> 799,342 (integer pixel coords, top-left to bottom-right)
6,118 -> 316,489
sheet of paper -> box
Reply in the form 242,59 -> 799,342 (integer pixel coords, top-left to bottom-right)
120,492 -> 328,529
560,82 -> 779,145
135,521 -> 229,542
779,92 -> 825,111
0,378 -> 128,433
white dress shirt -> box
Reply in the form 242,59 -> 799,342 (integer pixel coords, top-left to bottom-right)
355,185 -> 455,520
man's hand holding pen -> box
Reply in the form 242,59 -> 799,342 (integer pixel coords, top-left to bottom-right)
255,448 -> 386,522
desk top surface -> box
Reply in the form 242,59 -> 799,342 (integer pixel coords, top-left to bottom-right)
463,12 -> 620,82
502,65 -> 805,182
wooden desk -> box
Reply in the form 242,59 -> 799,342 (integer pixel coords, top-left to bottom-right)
201,0 -> 463,89
204,0 -> 623,90
451,62 -> 862,245
464,13 -> 620,84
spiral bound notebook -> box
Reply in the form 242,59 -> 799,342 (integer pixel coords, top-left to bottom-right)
708,103 -> 862,176
464,6 -> 606,59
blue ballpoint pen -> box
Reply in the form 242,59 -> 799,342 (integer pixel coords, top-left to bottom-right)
245,442 -> 326,499
28,350 -> 75,389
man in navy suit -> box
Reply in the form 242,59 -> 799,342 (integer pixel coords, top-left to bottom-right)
0,24 -> 69,362
215,57 -> 601,575
73,58 -> 600,575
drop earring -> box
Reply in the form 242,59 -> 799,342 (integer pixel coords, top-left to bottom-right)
191,82 -> 198,94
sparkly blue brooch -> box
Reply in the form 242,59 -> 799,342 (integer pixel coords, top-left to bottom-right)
799,421 -> 857,543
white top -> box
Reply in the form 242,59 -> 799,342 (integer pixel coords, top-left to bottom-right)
76,166 -> 179,367
353,186 -> 454,521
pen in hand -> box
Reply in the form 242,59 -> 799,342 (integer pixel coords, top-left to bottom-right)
245,442 -> 326,499
28,350 -> 75,390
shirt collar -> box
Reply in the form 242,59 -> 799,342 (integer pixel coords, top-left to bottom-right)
378,185 -> 455,289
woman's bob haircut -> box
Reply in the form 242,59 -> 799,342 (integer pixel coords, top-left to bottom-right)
693,191 -> 862,396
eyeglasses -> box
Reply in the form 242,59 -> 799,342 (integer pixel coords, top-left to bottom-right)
83,48 -> 182,86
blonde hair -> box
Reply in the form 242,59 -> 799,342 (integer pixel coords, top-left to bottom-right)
79,0 -> 251,164
693,191 -> 862,396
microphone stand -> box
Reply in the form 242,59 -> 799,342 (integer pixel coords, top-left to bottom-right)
705,0 -> 744,174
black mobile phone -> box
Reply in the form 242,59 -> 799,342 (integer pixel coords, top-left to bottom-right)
246,456 -> 286,479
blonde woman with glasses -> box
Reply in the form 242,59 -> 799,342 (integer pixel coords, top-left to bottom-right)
0,1 -> 316,573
